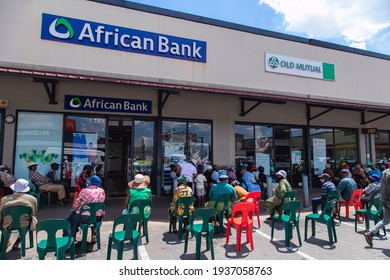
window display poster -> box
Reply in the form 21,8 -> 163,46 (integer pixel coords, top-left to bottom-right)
256,153 -> 270,175
164,142 -> 186,165
255,126 -> 273,154
313,138 -> 326,175
291,150 -> 301,164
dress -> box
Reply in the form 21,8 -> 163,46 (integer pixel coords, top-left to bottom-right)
168,184 -> 194,216
194,173 -> 207,196
128,187 -> 152,218
265,178 -> 292,215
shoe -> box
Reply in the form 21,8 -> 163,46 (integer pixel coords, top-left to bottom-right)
91,234 -> 97,244
56,200 -> 64,206
364,232 -> 373,247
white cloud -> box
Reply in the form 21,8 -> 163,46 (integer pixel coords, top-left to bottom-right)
259,0 -> 390,49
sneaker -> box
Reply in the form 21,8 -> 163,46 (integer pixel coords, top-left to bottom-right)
91,234 -> 97,243
364,232 -> 373,247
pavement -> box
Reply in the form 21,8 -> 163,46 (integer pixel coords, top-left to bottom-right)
1,188 -> 390,260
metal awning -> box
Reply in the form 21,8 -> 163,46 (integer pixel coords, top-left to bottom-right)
1,66 -> 390,116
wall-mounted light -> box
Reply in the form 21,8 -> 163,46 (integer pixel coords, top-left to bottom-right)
4,114 -> 15,124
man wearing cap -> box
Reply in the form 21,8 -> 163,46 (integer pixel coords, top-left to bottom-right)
311,173 -> 336,214
208,170 -> 238,202
179,158 -> 198,192
0,179 -> 37,250
28,163 -> 66,206
361,174 -> 381,207
66,175 -> 105,241
265,170 -> 292,219
366,162 -> 382,179
337,169 -> 357,202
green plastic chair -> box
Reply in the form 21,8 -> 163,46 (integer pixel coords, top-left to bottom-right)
214,194 -> 234,233
184,207 -> 216,260
129,199 -> 152,243
271,200 -> 302,247
78,202 -> 105,254
272,190 -> 296,217
305,199 -> 337,245
355,196 -> 386,235
29,180 -> 51,208
0,205 -> 34,259
107,213 -> 141,260
169,196 -> 195,239
322,189 -> 341,222
36,219 -> 75,260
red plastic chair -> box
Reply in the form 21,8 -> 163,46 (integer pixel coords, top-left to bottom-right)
72,179 -> 82,208
226,202 -> 255,252
244,191 -> 261,228
338,189 -> 364,222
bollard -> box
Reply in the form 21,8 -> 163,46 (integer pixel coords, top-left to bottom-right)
302,173 -> 310,208
266,175 -> 273,199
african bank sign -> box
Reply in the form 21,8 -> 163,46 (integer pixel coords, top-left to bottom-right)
64,95 -> 152,114
41,13 -> 206,63
265,53 -> 335,81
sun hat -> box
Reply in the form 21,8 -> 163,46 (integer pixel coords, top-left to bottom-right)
134,174 -> 144,184
276,170 -> 287,178
86,175 -> 101,186
367,161 -> 373,167
339,169 -> 350,175
28,163 -> 38,168
10,179 -> 30,193
218,170 -> 229,179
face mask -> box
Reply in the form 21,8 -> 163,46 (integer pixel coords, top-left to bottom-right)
320,178 -> 325,183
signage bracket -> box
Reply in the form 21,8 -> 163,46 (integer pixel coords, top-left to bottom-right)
33,77 -> 58,104
361,111 -> 390,125
239,97 -> 286,117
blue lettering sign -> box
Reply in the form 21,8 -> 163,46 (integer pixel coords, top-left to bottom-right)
41,13 -> 207,63
64,95 -> 152,114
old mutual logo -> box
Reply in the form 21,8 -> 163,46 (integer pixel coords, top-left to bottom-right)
49,17 -> 74,39
268,56 -> 279,69
69,97 -> 82,108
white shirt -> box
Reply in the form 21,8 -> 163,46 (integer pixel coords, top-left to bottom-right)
180,162 -> 197,183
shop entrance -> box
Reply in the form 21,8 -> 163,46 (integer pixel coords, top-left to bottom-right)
106,117 -> 132,196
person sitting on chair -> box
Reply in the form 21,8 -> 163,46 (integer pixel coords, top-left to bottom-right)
337,169 -> 357,202
168,176 -> 194,233
0,179 -> 37,250
28,163 -> 66,206
65,175 -> 105,242
0,165 -> 16,196
265,170 -> 292,220
311,173 -> 336,213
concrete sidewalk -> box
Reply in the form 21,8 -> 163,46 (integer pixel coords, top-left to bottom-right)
2,189 -> 390,260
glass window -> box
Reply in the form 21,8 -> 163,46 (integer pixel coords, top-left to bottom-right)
375,131 -> 389,166
235,124 -> 255,166
63,115 -> 106,187
15,112 -> 63,180
334,128 -> 358,167
133,120 -> 155,177
162,119 -> 212,195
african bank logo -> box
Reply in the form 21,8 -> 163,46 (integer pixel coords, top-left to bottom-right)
69,97 -> 82,108
49,18 -> 74,39
268,56 -> 279,69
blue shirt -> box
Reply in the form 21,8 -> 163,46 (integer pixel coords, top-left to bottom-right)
241,171 -> 262,192
209,181 -> 238,201
320,181 -> 336,198
337,178 -> 357,201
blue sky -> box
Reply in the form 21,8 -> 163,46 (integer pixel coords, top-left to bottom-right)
127,0 -> 390,56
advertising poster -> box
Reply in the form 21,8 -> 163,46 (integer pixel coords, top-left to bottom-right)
313,138 -> 326,175
256,153 -> 270,176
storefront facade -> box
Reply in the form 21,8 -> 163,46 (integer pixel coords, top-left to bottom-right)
1,0 -> 390,196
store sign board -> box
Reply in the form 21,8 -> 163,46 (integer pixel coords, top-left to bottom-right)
41,13 -> 207,63
64,95 -> 151,114
362,127 -> 377,134
265,53 -> 335,81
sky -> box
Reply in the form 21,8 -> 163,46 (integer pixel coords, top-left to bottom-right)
126,0 -> 390,56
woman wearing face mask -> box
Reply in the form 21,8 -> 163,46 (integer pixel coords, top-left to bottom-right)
265,170 -> 292,219
311,173 -> 336,214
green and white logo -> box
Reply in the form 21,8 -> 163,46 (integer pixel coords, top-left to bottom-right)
69,97 -> 82,108
49,18 -> 74,39
268,56 -> 279,69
